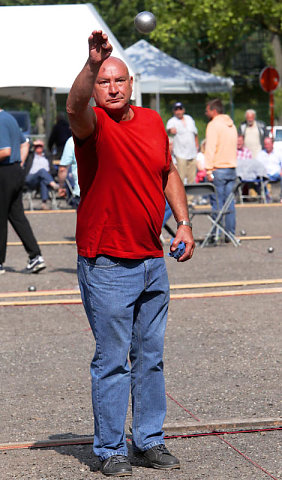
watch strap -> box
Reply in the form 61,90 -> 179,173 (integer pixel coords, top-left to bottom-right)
177,220 -> 192,229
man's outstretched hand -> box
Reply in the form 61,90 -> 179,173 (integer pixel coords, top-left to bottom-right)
88,30 -> 113,65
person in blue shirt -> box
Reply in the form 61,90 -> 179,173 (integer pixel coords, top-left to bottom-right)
0,109 -> 46,274
58,136 -> 80,209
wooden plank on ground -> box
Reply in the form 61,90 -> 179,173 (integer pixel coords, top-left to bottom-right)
0,417 -> 281,451
7,240 -> 75,246
1,287 -> 282,306
170,278 -> 282,290
0,289 -> 80,299
25,209 -> 75,214
238,235 -> 271,240
0,298 -> 82,307
2,279 -> 282,300
170,287 -> 282,300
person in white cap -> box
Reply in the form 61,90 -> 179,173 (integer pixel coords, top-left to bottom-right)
166,102 -> 199,185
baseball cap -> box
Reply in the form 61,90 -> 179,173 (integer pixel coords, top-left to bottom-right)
173,102 -> 184,110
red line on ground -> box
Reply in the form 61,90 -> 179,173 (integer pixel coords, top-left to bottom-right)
166,392 -> 201,422
217,435 -> 279,480
164,427 -> 282,439
166,392 -> 279,480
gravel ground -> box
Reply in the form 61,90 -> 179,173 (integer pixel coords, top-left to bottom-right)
0,200 -> 281,479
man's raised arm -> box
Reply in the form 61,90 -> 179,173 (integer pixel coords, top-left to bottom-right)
66,30 -> 112,140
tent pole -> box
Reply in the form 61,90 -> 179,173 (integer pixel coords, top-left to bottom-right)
45,88 -> 51,144
45,88 -> 57,145
156,91 -> 160,113
134,73 -> 142,106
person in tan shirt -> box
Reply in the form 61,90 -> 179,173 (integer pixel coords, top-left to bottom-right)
204,98 -> 238,241
238,109 -> 266,160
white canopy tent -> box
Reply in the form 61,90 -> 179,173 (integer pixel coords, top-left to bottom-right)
126,40 -> 234,111
0,3 -> 138,137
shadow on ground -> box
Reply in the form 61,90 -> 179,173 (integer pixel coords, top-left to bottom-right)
39,433 -> 150,473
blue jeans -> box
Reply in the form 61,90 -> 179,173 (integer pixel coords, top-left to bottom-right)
25,168 -> 54,201
210,168 -> 237,235
77,254 -> 170,460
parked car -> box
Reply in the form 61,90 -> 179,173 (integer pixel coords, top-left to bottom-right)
7,110 -> 31,139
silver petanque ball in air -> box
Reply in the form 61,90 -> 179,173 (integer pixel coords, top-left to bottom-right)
134,11 -> 156,34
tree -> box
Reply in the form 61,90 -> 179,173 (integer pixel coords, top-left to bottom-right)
94,0 -> 148,48
147,0 -> 282,75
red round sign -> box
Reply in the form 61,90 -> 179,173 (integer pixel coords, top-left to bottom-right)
259,66 -> 280,93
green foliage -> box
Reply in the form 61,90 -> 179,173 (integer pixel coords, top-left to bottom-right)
3,0 -> 281,73
262,40 -> 276,66
147,0 -> 282,72
274,88 -> 282,123
2,0 -> 281,128
30,102 -> 44,125
93,0 -> 148,48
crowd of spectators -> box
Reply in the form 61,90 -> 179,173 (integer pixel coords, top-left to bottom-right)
167,104 -> 282,204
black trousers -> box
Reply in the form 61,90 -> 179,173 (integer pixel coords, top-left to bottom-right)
0,163 -> 41,264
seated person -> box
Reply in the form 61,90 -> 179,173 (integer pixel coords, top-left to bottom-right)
195,139 -> 207,183
58,136 -> 80,209
236,135 -> 252,169
257,137 -> 282,202
24,139 -> 59,210
236,134 -> 268,198
236,134 -> 253,197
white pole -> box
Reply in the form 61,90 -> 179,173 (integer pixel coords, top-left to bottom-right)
134,73 -> 142,106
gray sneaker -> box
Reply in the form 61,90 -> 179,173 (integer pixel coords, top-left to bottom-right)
26,255 -> 46,273
0,264 -> 6,275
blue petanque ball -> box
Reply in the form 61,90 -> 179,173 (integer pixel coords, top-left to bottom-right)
168,239 -> 186,259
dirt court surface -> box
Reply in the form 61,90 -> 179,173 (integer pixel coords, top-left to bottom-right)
0,200 -> 281,479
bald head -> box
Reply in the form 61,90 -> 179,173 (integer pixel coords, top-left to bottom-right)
92,56 -> 133,113
98,56 -> 130,77
264,137 -> 273,153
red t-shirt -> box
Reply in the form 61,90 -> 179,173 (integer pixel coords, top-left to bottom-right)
74,105 -> 171,259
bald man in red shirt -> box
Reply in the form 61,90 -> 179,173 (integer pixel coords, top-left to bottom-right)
67,30 -> 194,477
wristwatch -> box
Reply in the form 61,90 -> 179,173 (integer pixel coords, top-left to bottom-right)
177,220 -> 192,229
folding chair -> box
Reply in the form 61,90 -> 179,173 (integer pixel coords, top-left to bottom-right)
264,177 -> 282,203
185,183 -> 218,219
23,185 -> 58,210
237,176 -> 268,204
184,183 -> 219,245
185,180 -> 242,248
63,175 -> 80,209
